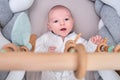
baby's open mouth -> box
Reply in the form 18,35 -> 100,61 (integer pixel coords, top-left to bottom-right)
60,28 -> 67,31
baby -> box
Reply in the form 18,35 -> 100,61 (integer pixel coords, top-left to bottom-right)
35,5 -> 102,53
34,5 -> 103,80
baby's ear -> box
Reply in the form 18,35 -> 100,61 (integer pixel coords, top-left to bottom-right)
47,23 -> 51,30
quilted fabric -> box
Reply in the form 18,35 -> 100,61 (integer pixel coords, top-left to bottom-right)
0,0 -> 13,27
2,13 -> 20,41
11,12 -> 32,50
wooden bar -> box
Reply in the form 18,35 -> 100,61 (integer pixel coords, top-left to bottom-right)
0,52 -> 120,71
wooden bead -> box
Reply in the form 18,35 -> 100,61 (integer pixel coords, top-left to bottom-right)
113,45 -> 120,52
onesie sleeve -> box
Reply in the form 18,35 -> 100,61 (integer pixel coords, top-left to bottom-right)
35,34 -> 48,53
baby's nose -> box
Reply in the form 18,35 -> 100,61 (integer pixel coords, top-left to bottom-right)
60,20 -> 65,26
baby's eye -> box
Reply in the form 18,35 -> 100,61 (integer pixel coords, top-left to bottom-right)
53,20 -> 58,23
65,18 -> 69,21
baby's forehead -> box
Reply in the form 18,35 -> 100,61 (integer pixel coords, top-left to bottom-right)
48,7 -> 72,17
50,7 -> 70,14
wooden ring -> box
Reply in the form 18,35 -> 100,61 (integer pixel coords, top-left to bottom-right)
74,44 -> 87,79
19,46 -> 29,52
2,43 -> 18,52
96,43 -> 108,52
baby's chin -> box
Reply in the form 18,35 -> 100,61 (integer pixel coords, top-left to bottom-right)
60,33 -> 70,38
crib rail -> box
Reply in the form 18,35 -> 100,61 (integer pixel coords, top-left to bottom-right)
0,47 -> 120,79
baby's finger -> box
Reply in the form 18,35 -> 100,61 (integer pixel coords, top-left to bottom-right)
90,37 -> 94,42
100,38 -> 104,43
91,37 -> 97,44
96,35 -> 102,40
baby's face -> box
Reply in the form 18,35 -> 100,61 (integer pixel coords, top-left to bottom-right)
48,7 -> 74,39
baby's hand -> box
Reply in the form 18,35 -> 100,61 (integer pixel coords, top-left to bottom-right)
48,46 -> 56,52
90,35 -> 104,45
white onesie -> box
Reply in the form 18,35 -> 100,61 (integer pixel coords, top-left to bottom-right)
35,31 -> 97,80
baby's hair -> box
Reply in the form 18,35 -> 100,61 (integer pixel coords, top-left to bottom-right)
48,5 -> 73,18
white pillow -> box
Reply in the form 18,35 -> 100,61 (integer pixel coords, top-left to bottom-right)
9,0 -> 34,13
29,0 -> 99,40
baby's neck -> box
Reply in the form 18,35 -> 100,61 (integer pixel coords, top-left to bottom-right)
62,36 -> 65,41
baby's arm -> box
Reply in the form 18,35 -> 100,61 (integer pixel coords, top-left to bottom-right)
35,34 -> 48,52
35,38 -> 56,52
48,46 -> 56,52
79,35 -> 103,52
90,35 -> 104,45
